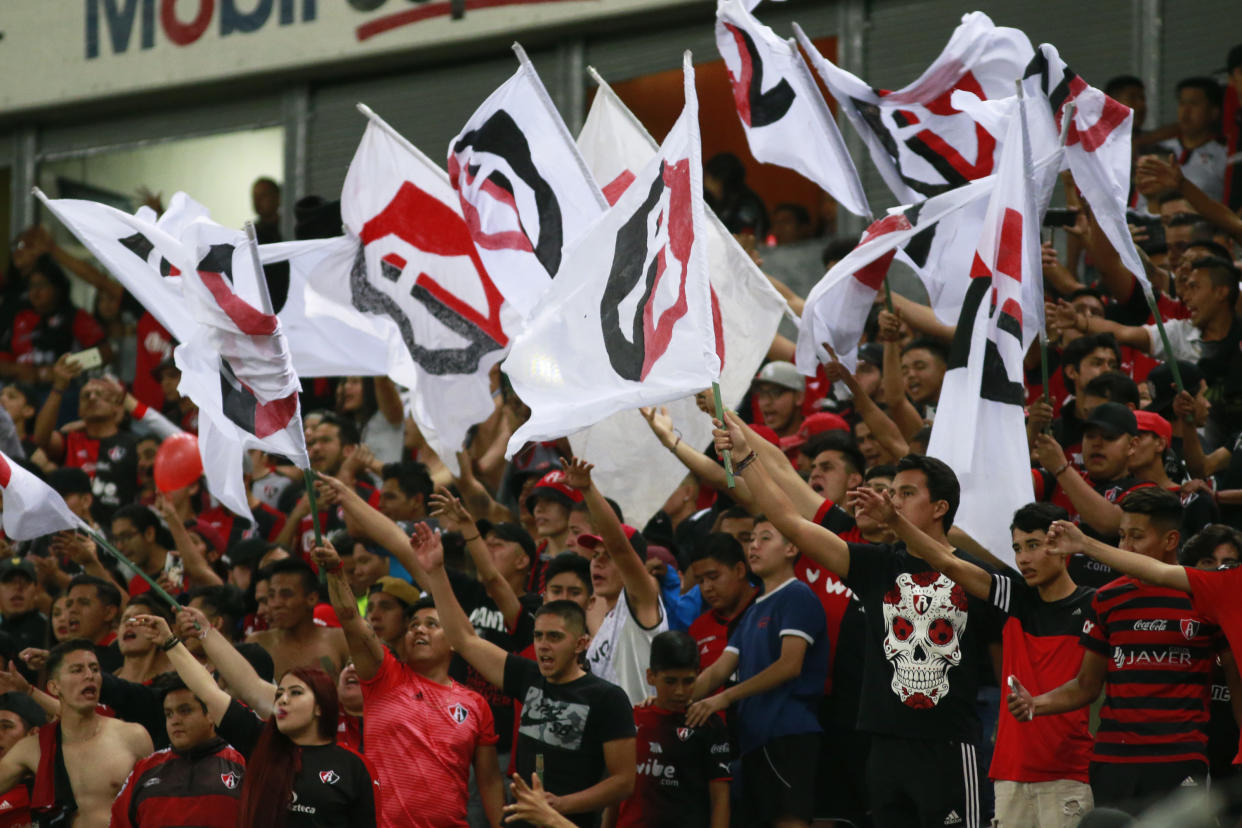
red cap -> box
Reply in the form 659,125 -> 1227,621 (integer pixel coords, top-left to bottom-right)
749,424 -> 782,447
1133,410 -> 1172,446
576,524 -> 646,557
524,470 -> 585,511
781,411 -> 850,452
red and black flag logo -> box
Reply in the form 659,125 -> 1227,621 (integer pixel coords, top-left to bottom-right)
722,23 -> 795,128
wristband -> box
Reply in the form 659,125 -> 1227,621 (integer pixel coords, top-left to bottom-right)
160,635 -> 182,652
669,436 -> 681,452
735,451 -> 758,473
1051,462 -> 1070,478
325,560 -> 344,575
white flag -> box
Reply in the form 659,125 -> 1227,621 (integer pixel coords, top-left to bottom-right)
927,101 -> 1039,569
715,0 -> 868,217
505,54 -> 721,455
340,109 -> 522,474
1022,44 -> 1148,296
172,222 -> 309,518
573,71 -> 788,524
0,451 -> 83,541
449,44 -> 607,318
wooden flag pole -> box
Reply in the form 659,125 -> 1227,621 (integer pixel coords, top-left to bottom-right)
711,382 -> 735,489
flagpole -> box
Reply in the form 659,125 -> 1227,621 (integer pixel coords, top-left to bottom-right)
711,382 -> 736,489
244,223 -> 326,561
85,528 -> 182,610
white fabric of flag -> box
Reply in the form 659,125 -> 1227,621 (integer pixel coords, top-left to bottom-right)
715,0 -> 869,218
173,221 -> 309,518
0,450 -> 83,541
573,70 -> 789,524
449,43 -> 607,319
1022,44 -> 1149,297
926,101 -> 1039,570
504,54 -> 722,456
34,190 -> 204,342
339,109 -> 523,474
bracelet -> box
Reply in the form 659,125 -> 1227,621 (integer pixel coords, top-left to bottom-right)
669,436 -> 681,452
734,451 -> 758,473
462,534 -> 481,543
160,635 -> 182,652
326,560 -> 344,575
1051,462 -> 1070,477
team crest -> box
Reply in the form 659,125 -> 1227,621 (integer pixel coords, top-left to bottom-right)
1181,619 -> 1200,640
447,703 -> 469,724
676,727 -> 691,742
319,770 -> 340,785
220,771 -> 239,789
108,445 -> 126,462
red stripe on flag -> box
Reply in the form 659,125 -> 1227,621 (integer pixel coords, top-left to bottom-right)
995,208 -> 1024,282
198,270 -> 278,336
854,250 -> 897,291
969,252 -> 991,280
726,25 -> 755,127
0,453 -> 9,488
602,171 -> 636,206
382,253 -> 407,271
1001,297 -> 1022,325
253,391 -> 301,440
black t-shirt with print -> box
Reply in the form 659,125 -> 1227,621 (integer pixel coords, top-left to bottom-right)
218,700 -> 377,828
843,542 -> 1001,744
450,569 -> 539,753
503,654 -> 635,828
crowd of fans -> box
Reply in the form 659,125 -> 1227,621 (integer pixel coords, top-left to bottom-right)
0,41 -> 1237,828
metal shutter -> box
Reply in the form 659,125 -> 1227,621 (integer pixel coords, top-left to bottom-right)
39,94 -> 283,160
1160,0 -> 1237,120
304,48 -> 562,200
585,0 -> 839,84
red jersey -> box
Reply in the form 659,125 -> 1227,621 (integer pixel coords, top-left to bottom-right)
1185,566 -> 1242,763
0,307 -> 104,366
358,649 -> 497,828
337,712 -> 362,753
795,499 -> 861,691
688,590 -> 756,670
986,573 -> 1095,783
133,312 -> 174,409
615,706 -> 730,828
1081,576 -> 1219,766
0,784 -> 31,828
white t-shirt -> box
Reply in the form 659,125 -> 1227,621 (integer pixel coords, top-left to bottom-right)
585,588 -> 668,704
1160,138 -> 1228,202
361,409 -> 405,465
1143,317 -> 1202,363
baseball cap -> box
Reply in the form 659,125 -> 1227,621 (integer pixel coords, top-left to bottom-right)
482,522 -> 536,561
1133,410 -> 1172,446
369,576 -> 422,609
47,467 -> 91,497
0,557 -> 35,582
576,525 -> 649,559
857,342 -> 884,369
1083,402 -> 1138,438
753,361 -> 805,393
1145,360 -> 1204,414
785,411 -> 850,451
524,470 -> 585,512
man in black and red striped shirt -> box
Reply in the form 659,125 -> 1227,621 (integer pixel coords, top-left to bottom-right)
1010,489 -> 1220,814
111,677 -> 245,828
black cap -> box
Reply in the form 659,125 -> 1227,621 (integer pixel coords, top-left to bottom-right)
1083,402 -> 1138,438
0,692 -> 47,729
1227,43 -> 1242,74
0,557 -> 35,582
1145,360 -> 1205,414
483,522 -> 537,562
857,342 -> 883,369
47,467 -> 91,497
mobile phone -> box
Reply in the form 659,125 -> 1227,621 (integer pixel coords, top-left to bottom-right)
1042,208 -> 1078,228
65,347 -> 103,371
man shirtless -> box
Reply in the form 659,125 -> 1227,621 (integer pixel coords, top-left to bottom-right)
0,639 -> 151,827
245,558 -> 348,678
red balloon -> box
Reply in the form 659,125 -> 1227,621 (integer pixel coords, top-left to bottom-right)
153,432 -> 203,493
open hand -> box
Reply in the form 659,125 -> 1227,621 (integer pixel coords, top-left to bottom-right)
685,693 -> 729,728
126,613 -> 174,644
1045,519 -> 1086,557
429,486 -> 474,535
847,485 -> 897,527
560,457 -> 593,491
409,522 -> 445,572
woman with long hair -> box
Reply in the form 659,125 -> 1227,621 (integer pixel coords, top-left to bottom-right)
335,376 -> 405,464
125,613 -> 380,828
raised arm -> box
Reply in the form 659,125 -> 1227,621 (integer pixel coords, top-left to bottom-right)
408,522 -> 508,688
851,487 -> 991,599
175,605 -> 277,718
563,458 -> 662,627
127,613 -> 233,724
1139,156 -> 1242,244
311,541 -> 384,681
317,474 -> 430,590
822,347 -> 909,464
154,496 -> 223,587
32,355 -> 79,458
878,312 -> 924,439
1034,434 -> 1124,536
716,411 -> 851,577
373,377 -> 405,427
640,406 -> 750,500
430,488 -> 523,628
1047,520 -> 1189,591
1046,298 -> 1152,352
889,293 -> 954,343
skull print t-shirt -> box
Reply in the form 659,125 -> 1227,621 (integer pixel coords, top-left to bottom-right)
845,542 -> 1001,743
